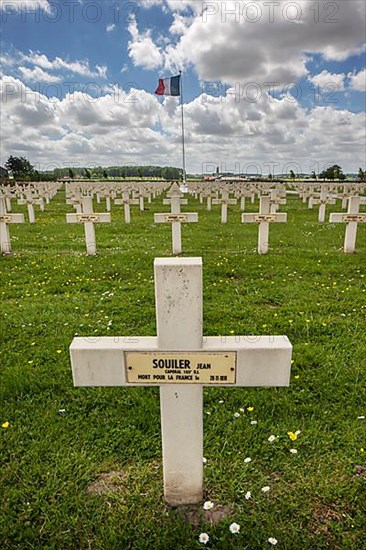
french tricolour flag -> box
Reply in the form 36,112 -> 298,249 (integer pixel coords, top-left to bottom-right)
155,74 -> 181,96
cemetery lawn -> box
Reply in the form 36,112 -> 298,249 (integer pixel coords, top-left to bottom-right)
1,189 -> 365,550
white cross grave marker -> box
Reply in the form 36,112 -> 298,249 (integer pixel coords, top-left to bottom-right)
1,186 -> 14,212
115,191 -> 139,224
330,196 -> 366,253
0,195 -> 24,254
17,187 -> 42,223
154,183 -> 198,254
66,185 -> 83,213
69,257 -> 292,505
212,190 -> 237,223
269,188 -> 286,214
312,186 -> 336,223
242,195 -> 287,254
66,196 -> 111,255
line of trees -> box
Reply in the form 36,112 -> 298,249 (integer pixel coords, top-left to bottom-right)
56,165 -> 183,180
2,157 -> 184,182
2,156 -> 366,182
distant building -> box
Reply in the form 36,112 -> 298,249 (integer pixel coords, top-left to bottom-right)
0,166 -> 9,179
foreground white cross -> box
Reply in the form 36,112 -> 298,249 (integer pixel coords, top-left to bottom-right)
154,183 -> 198,254
66,196 -> 111,255
0,195 -> 24,254
330,196 -> 366,253
242,195 -> 287,254
70,257 -> 292,505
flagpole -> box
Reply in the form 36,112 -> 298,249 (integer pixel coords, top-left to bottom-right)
179,70 -> 187,184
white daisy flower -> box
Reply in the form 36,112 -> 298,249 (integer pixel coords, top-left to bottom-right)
203,501 -> 214,510
199,533 -> 210,545
229,522 -> 240,534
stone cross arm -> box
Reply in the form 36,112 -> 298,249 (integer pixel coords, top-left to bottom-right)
270,198 -> 287,205
312,198 -> 336,205
114,198 -> 139,206
242,213 -> 287,223
66,213 -> 111,223
70,335 -> 291,388
154,213 -> 198,224
212,198 -> 237,205
0,214 -> 24,224
163,198 -> 188,206
330,213 -> 366,223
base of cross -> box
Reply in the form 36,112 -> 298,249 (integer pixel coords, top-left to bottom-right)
70,258 -> 292,505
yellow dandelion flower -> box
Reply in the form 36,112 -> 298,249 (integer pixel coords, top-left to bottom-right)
288,431 -> 297,441
247,407 -> 254,412
2,421 -> 10,429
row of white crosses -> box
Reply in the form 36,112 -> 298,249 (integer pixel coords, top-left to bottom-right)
66,181 -> 169,224
65,182 -> 170,254
0,182 -> 61,253
15,182 -> 60,222
70,257 -> 292,505
3,180 -> 364,256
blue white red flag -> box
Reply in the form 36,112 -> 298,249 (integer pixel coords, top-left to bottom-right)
155,74 -> 181,96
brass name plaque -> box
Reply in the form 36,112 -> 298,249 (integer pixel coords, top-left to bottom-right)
254,215 -> 276,222
0,215 -> 12,223
164,214 -> 188,223
125,352 -> 237,384
76,214 -> 100,223
343,215 -> 366,223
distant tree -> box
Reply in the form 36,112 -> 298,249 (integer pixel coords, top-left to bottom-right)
268,173 -> 273,180
68,168 -> 74,179
289,170 -> 296,180
161,167 -> 182,181
319,164 -> 346,181
103,170 -> 108,179
358,168 -> 365,181
5,155 -> 35,179
137,168 -> 143,179
311,170 -> 316,179
84,169 -> 91,179
121,170 -> 126,179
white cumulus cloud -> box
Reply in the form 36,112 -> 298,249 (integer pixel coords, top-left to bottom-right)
1,73 -> 365,174
130,0 -> 366,87
308,70 -> 346,91
0,0 -> 52,13
127,15 -> 163,69
348,69 -> 366,92
19,66 -> 61,83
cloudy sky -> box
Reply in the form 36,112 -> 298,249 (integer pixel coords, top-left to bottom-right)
1,0 -> 365,174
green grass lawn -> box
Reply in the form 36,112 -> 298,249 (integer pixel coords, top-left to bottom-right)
1,189 -> 365,549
